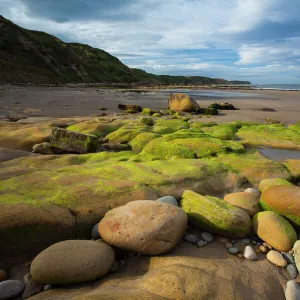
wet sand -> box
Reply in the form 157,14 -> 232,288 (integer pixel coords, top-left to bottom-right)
0,84 -> 299,123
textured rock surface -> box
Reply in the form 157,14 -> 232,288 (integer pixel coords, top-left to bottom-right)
253,211 -> 296,252
224,192 -> 262,217
30,240 -> 115,284
0,280 -> 24,300
285,280 -> 300,300
99,200 -> 187,255
293,240 -> 300,273
180,190 -> 252,238
32,142 -> 54,155
267,250 -> 287,267
260,185 -> 300,226
156,196 -> 178,206
259,178 -> 292,192
169,93 -> 200,112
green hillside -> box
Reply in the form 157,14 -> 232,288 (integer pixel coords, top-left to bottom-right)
0,15 -> 251,85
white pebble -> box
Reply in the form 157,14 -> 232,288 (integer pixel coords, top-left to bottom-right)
243,246 -> 257,261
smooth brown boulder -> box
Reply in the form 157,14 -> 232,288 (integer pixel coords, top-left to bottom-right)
169,93 -> 200,112
253,211 -> 297,252
30,240 -> 115,284
98,200 -> 188,255
224,192 -> 261,217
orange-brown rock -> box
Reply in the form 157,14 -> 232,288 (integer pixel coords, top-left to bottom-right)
168,93 -> 200,112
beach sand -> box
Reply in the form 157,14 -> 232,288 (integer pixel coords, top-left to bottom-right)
0,84 -> 299,123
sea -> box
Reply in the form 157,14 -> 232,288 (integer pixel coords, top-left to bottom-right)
253,84 -> 300,91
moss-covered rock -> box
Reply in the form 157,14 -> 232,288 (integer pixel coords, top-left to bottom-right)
258,178 -> 292,192
169,93 -> 200,112
253,211 -> 297,252
141,108 -> 156,115
209,102 -> 236,110
198,108 -> 219,115
180,190 -> 252,238
237,124 -> 300,149
283,159 -> 300,182
129,132 -> 160,152
152,119 -> 190,134
201,124 -> 238,140
260,185 -> 300,226
140,117 -> 154,126
152,113 -> 162,118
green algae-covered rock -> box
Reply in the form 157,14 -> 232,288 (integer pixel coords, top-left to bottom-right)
201,124 -> 238,140
152,119 -> 189,134
152,113 -> 162,118
129,132 -> 160,152
283,159 -> 300,182
198,108 -> 219,115
141,108 -> 156,115
51,127 -> 98,154
260,185 -> 300,226
258,178 -> 292,192
180,190 -> 252,238
209,102 -> 236,110
140,117 -> 154,126
253,211 -> 297,252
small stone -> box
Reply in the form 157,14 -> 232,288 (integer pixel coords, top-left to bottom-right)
263,242 -> 273,250
282,253 -> 295,265
0,280 -> 25,300
91,223 -> 100,240
44,285 -> 52,291
197,240 -> 205,248
287,264 -> 298,280
285,280 -> 300,300
267,250 -> 287,267
229,247 -> 239,255
156,196 -> 178,206
244,188 -> 260,198
201,232 -> 213,243
238,254 -> 244,258
184,233 -> 199,243
241,238 -> 250,244
259,245 -> 268,253
289,250 -> 294,255
216,236 -> 229,244
243,246 -> 257,261
0,270 -> 7,282
225,243 -> 233,249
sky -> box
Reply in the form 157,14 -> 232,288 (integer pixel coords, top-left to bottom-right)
1,0 -> 300,84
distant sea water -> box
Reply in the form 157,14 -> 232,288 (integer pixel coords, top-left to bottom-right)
254,84 -> 300,91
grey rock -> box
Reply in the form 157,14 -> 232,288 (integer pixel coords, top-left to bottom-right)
91,223 -> 100,240
285,280 -> 300,300
184,233 -> 199,243
229,247 -> 239,255
197,240 -> 205,248
201,232 -> 213,243
157,196 -> 178,207
287,264 -> 298,280
243,246 -> 257,261
283,253 -> 295,265
0,280 -> 25,300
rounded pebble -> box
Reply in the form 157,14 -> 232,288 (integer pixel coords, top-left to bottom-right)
225,242 -> 233,249
184,233 -> 199,243
285,280 -> 300,300
197,240 -> 205,248
0,280 -> 25,300
0,270 -> 7,282
243,246 -> 257,261
282,253 -> 295,265
287,264 -> 298,280
201,232 -> 213,243
156,196 -> 178,206
267,250 -> 287,267
259,245 -> 268,253
244,188 -> 260,198
91,223 -> 100,240
229,247 -> 239,255
263,242 -> 273,250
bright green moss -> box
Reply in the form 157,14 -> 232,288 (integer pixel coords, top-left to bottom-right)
140,117 -> 154,126
141,108 -> 156,115
129,132 -> 160,152
191,122 -> 217,131
201,124 -> 238,140
258,178 -> 292,192
152,113 -> 162,117
152,119 -> 190,134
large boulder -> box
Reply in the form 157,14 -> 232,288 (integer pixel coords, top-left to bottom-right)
50,127 -> 98,154
209,102 -> 236,110
168,93 -> 200,112
180,190 -> 252,238
253,211 -> 297,252
30,240 -> 115,284
224,192 -> 261,217
260,185 -> 300,226
98,200 -> 187,255
258,178 -> 292,192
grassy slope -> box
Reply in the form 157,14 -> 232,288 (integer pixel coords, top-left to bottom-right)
0,16 -> 250,85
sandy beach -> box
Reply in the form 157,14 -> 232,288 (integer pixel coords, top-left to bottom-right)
0,84 -> 299,123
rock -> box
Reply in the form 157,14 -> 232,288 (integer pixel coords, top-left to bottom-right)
253,211 -> 297,252
259,245 -> 268,253
197,240 -> 205,248
0,270 -> 7,282
224,192 -> 262,217
251,240 -> 257,245
286,280 -> 300,300
263,242 -> 273,250
198,108 -> 219,115
98,200 -> 188,255
229,247 -> 239,255
91,223 -> 100,240
217,236 -> 230,244
241,238 -> 250,244
283,253 -> 295,265
7,113 -> 27,122
157,196 -> 178,206
260,185 -> 300,226
184,233 -> 199,243
243,246 -> 257,261
32,142 -> 54,155
225,243 -> 233,249
234,242 -> 246,253
201,232 -> 213,242
50,127 -> 98,154
208,102 -> 236,110
267,250 -> 287,267
258,178 -> 292,192
22,273 -> 44,299
118,104 -> 142,113
43,285 -> 52,291
30,240 -> 115,284
0,280 -> 25,300
261,108 -> 276,112
293,241 -> 300,273
169,93 -> 200,112
287,264 -> 298,280
180,190 -> 252,238
140,117 -> 154,126
244,188 -> 260,198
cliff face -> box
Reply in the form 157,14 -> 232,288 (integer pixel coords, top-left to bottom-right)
0,16 -> 251,85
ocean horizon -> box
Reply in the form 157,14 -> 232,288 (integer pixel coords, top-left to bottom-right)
253,84 -> 300,91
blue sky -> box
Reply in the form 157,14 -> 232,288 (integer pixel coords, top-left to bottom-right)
1,0 -> 300,84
